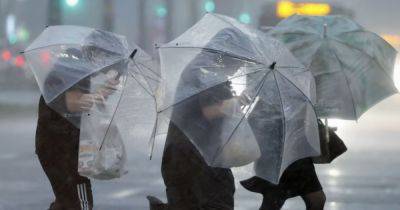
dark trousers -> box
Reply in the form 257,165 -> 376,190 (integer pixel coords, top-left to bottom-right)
36,129 -> 93,210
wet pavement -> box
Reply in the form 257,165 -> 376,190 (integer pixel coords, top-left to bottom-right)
1,95 -> 400,210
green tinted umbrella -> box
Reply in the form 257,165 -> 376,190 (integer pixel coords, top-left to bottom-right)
269,15 -> 398,120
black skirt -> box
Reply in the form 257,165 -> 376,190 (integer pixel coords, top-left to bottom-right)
240,158 -> 322,199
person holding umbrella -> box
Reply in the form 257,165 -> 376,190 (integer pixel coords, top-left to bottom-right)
151,13 -> 322,210
240,14 -> 398,210
25,26 -> 132,210
35,48 -> 123,210
150,30 -> 250,210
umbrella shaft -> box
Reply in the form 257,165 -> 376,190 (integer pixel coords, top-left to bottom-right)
324,118 -> 330,143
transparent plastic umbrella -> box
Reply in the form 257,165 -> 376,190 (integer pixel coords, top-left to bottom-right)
25,25 -> 130,125
157,13 -> 320,183
25,26 -> 159,178
268,15 -> 398,120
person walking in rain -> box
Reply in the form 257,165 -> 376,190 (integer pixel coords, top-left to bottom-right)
35,46 -> 121,210
239,91 -> 326,210
241,117 -> 332,210
148,28 -> 260,210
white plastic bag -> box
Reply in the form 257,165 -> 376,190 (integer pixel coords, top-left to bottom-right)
78,108 -> 128,180
78,110 -> 128,180
78,73 -> 128,180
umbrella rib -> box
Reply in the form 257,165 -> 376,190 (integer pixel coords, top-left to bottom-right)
24,43 -> 125,56
130,69 -> 161,83
329,48 -> 358,119
126,65 -> 159,158
273,70 -> 321,177
98,70 -> 130,151
136,62 -> 162,78
272,71 -> 286,176
158,67 -> 267,113
133,60 -> 160,91
130,66 -> 161,83
270,30 -> 319,38
337,29 -> 397,51
128,68 -> 156,98
277,66 -> 307,70
210,13 -> 272,63
45,58 -> 127,103
24,43 -> 81,53
274,70 -> 319,118
160,46 -> 262,65
100,65 -> 158,153
210,69 -> 272,165
330,37 -> 396,82
211,14 -> 274,61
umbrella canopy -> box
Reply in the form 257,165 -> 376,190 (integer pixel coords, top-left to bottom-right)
24,25 -> 158,126
24,26 -> 130,126
158,13 -> 320,183
268,15 -> 398,120
26,25 -> 160,178
25,25 -> 159,150
25,25 -> 131,103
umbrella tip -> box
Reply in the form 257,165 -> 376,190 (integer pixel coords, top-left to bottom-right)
269,62 -> 277,70
129,49 -> 138,59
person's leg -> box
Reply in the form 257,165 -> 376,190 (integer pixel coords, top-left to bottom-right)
38,149 -> 93,210
161,142 -> 202,210
36,131 -> 93,210
301,190 -> 326,210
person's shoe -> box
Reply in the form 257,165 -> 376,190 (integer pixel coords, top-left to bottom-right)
240,176 -> 273,194
147,195 -> 169,210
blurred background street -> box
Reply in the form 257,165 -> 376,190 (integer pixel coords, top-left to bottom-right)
1,0 -> 400,209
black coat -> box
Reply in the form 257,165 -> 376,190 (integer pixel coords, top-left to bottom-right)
35,69 -> 93,208
161,79 -> 235,210
161,123 -> 235,210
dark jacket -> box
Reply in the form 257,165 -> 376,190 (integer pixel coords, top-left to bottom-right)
160,29 -> 252,209
36,68 -> 93,209
36,94 -> 94,210
162,76 -> 235,210
162,123 -> 235,210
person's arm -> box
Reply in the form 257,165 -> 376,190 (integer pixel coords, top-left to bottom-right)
65,70 -> 121,112
65,90 -> 104,112
199,82 -> 240,121
95,70 -> 120,99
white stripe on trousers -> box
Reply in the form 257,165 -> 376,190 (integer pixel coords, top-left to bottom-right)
77,183 -> 89,210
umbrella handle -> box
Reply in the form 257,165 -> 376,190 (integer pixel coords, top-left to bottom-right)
323,24 -> 328,38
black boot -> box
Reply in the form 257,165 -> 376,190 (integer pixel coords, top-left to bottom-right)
147,195 -> 169,210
